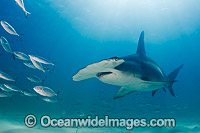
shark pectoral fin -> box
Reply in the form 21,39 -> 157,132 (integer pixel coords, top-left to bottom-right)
114,87 -> 134,99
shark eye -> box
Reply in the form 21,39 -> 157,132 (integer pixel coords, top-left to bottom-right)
111,57 -> 119,61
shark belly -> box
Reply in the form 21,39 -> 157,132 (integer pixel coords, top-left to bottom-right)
98,70 -> 166,91
98,70 -> 134,86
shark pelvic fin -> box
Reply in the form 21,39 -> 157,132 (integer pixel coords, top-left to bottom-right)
152,87 -> 166,96
152,89 -> 158,96
136,31 -> 146,56
162,87 -> 166,92
114,87 -> 134,99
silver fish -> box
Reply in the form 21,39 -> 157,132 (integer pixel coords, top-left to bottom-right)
0,84 -> 13,92
0,91 -> 12,98
30,57 -> 45,73
29,55 -> 55,66
4,84 -> 22,93
0,21 -> 23,41
22,89 -> 37,97
33,86 -> 58,97
14,51 -> 30,61
0,71 -> 15,82
41,96 -> 58,103
15,0 -> 31,19
27,75 -> 43,83
23,62 -> 37,69
0,36 -> 13,53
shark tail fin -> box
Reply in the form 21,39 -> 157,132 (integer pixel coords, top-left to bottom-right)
167,64 -> 184,97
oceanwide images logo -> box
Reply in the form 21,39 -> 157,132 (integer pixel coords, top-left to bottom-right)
24,115 -> 176,130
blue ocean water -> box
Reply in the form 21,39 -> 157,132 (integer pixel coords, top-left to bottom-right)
0,0 -> 200,132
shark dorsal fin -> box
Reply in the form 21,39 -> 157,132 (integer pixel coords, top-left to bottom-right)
136,31 -> 146,55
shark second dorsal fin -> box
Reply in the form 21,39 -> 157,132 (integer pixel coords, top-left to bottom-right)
136,31 -> 146,56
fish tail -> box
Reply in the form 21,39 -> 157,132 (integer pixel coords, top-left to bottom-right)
52,63 -> 55,70
12,53 -> 16,60
24,10 -> 31,19
26,11 -> 31,15
18,35 -> 23,42
14,77 -> 19,85
56,91 -> 60,96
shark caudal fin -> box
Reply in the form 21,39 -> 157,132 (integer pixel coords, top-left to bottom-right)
152,65 -> 184,97
167,64 -> 184,97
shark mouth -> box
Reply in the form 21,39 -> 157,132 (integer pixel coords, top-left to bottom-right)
96,72 -> 112,78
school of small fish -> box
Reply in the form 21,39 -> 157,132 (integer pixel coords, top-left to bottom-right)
0,1 -> 59,103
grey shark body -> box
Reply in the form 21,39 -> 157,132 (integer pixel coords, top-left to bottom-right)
73,31 -> 183,99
